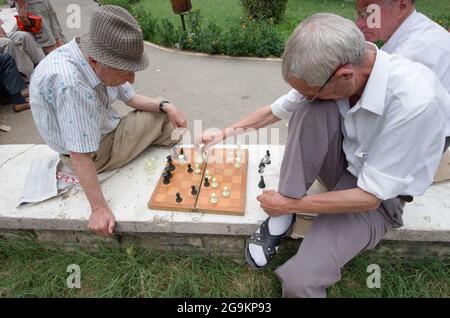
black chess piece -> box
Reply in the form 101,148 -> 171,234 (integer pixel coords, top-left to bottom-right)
162,172 -> 171,184
176,192 -> 183,203
191,185 -> 198,196
164,167 -> 173,179
166,155 -> 176,171
179,148 -> 184,155
258,167 -> 265,174
258,176 -> 266,189
204,177 -> 210,187
187,163 -> 193,173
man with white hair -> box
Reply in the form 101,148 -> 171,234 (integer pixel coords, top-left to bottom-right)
244,13 -> 449,297
30,6 -> 187,236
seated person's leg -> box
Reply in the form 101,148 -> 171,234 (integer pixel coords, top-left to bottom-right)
9,31 -> 45,65
246,100 -> 345,269
0,53 -> 29,112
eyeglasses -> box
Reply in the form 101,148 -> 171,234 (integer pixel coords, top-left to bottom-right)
309,65 -> 342,103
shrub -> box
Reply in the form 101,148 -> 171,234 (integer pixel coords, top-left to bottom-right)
241,0 -> 288,24
130,7 -> 158,40
100,0 -> 133,11
157,19 -> 182,47
432,14 -> 450,31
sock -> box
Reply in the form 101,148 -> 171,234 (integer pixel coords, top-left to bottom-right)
10,93 -> 26,105
249,214 -> 294,267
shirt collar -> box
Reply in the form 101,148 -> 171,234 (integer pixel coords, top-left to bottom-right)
70,37 -> 102,89
354,42 -> 389,116
382,10 -> 418,54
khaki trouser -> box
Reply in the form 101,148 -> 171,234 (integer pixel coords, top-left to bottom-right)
0,37 -> 34,78
9,31 -> 45,64
61,110 -> 176,173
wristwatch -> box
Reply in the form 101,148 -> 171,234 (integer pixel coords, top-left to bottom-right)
159,100 -> 170,113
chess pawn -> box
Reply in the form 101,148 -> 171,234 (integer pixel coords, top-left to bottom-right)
176,192 -> 183,203
191,185 -> 198,196
178,154 -> 185,164
187,163 -> 193,173
194,163 -> 201,174
211,177 -> 218,188
234,156 -> 241,169
205,170 -> 211,180
258,176 -> 266,189
210,192 -> 218,204
204,177 -> 210,187
222,186 -> 230,197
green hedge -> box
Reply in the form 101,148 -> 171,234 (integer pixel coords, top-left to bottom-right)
241,0 -> 288,23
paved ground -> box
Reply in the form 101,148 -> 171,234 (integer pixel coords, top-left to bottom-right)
0,0 -> 291,145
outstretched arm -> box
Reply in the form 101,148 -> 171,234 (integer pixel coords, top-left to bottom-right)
201,105 -> 281,147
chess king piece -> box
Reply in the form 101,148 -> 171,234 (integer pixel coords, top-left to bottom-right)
234,156 -> 241,169
258,176 -> 266,189
204,177 -> 210,187
210,192 -> 218,204
187,163 -> 193,173
194,163 -> 201,174
222,186 -> 230,197
211,177 -> 218,188
176,192 -> 183,203
191,185 -> 198,196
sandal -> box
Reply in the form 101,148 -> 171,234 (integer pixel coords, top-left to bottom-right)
245,214 -> 296,270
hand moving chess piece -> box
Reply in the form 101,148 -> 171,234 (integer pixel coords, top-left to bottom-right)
258,176 -> 266,189
176,192 -> 183,203
191,185 -> 198,196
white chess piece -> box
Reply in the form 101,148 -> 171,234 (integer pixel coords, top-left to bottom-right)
234,156 -> 241,169
178,153 -> 185,164
211,177 -> 218,188
205,170 -> 211,180
222,186 -> 230,197
210,192 -> 218,204
194,163 -> 201,174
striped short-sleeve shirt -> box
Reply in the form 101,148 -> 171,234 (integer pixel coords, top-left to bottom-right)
29,37 -> 135,154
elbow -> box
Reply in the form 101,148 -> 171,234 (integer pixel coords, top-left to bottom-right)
367,197 -> 382,211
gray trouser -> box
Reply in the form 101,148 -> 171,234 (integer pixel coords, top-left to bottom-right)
274,100 -> 405,298
0,37 -> 34,78
27,0 -> 66,47
9,31 -> 45,64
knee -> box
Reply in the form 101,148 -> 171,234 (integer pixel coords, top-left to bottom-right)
279,271 -> 323,298
0,38 -> 14,50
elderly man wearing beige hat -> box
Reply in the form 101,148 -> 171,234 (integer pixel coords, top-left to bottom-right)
29,5 -> 187,236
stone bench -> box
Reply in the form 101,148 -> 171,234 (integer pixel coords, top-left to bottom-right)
1,144 -> 449,258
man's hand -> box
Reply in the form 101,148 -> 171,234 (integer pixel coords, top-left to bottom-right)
257,190 -> 296,217
164,103 -> 187,129
89,206 -> 116,236
200,128 -> 226,150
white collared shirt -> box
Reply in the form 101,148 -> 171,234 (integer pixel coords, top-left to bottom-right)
340,45 -> 449,199
30,38 -> 136,154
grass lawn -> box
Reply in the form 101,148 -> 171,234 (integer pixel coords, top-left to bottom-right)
139,0 -> 450,41
1,237 -> 449,297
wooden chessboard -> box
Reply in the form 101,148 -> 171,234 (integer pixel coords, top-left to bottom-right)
148,146 -> 248,216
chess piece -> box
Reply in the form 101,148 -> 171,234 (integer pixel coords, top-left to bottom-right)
262,150 -> 271,165
211,177 -> 218,188
178,147 -> 185,164
205,170 -> 211,180
210,192 -> 218,204
204,177 -> 210,187
166,155 -> 176,171
162,172 -> 171,184
176,192 -> 183,203
222,186 -> 230,197
187,163 -> 193,173
258,176 -> 266,189
191,185 -> 198,196
194,163 -> 201,174
164,167 -> 173,179
258,162 -> 266,174
234,156 -> 241,169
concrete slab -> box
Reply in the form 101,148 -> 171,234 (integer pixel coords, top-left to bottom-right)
1,144 -> 450,242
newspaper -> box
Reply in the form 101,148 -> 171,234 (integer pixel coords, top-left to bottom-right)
18,155 -> 118,207
0,7 -> 18,35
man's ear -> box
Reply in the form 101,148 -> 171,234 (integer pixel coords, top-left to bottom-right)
397,0 -> 414,19
335,68 -> 354,81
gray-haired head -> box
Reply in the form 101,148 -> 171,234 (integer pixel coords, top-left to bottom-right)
282,13 -> 366,86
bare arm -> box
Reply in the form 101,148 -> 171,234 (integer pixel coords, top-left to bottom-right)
70,152 -> 115,236
202,105 -> 281,147
16,0 -> 27,16
257,188 -> 382,216
126,94 -> 187,129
